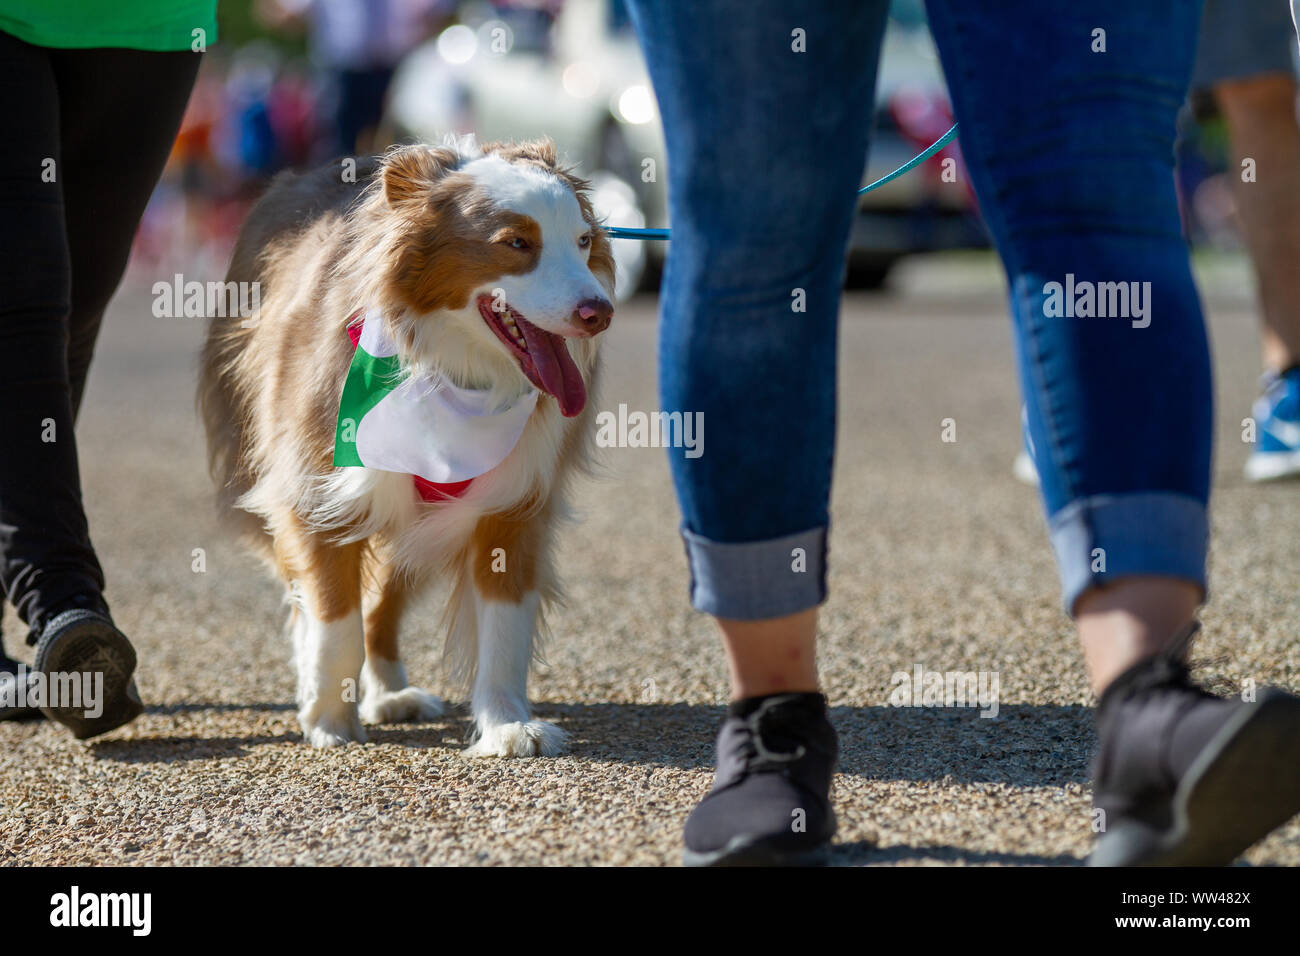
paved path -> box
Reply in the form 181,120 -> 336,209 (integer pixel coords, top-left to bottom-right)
3,255 -> 1297,865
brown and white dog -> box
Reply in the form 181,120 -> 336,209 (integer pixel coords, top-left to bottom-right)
198,138 -> 614,753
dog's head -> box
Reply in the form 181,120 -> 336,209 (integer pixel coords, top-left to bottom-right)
374,138 -> 615,418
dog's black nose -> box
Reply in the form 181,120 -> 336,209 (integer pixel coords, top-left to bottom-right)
571,297 -> 613,335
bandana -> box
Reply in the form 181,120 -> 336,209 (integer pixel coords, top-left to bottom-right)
333,310 -> 537,501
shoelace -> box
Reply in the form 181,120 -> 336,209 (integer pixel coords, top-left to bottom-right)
1109,624 -> 1215,708
729,695 -> 810,772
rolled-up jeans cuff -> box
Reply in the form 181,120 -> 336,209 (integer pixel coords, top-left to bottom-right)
681,525 -> 827,620
1049,492 -> 1208,616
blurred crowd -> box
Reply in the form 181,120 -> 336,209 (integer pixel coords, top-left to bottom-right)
128,0 -> 1298,281
132,0 -> 460,277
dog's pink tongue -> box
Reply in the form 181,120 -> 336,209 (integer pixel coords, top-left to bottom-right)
521,322 -> 586,417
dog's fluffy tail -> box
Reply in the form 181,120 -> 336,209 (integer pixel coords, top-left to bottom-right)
197,235 -> 265,543
199,161 -> 376,542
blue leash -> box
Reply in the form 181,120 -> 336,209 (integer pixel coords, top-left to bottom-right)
605,122 -> 959,241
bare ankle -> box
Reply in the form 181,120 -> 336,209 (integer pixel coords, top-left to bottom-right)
1076,576 -> 1200,695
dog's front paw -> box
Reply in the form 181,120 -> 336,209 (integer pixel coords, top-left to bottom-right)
360,686 -> 445,725
299,701 -> 366,747
466,719 -> 567,758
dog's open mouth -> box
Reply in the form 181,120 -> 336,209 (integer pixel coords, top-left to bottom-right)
476,295 -> 586,417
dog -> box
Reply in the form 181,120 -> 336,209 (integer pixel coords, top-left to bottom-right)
198,137 -> 615,754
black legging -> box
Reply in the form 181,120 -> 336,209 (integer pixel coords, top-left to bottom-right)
0,30 -> 200,647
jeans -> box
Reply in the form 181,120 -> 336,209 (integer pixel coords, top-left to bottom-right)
625,0 -> 1211,619
0,31 -> 200,643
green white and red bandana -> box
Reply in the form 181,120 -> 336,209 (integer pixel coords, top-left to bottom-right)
333,310 -> 538,492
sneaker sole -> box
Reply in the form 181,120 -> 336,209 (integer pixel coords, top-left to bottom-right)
1244,450 -> 1300,482
683,828 -> 834,867
32,609 -> 143,740
1012,450 -> 1040,487
1089,689 -> 1300,866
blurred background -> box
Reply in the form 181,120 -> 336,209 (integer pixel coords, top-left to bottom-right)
10,0 -> 1300,869
129,0 -> 1281,297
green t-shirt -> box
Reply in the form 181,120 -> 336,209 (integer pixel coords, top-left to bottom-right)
0,1 -> 218,52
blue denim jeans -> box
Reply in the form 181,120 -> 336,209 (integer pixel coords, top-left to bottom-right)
625,0 -> 1212,619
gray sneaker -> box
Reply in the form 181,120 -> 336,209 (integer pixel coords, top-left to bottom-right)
1089,628 -> 1300,866
683,693 -> 838,866
32,608 -> 143,739
0,653 -> 41,721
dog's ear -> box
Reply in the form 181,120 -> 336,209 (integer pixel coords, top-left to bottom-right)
382,145 -> 459,209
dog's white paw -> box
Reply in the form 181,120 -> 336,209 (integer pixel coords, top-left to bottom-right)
299,702 -> 366,747
466,719 -> 567,758
360,686 -> 445,725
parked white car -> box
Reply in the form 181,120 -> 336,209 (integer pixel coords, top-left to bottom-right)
387,0 -> 984,291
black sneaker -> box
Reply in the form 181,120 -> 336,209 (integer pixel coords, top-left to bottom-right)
0,652 -> 42,721
31,606 -> 143,740
683,692 -> 837,866
1089,625 -> 1300,866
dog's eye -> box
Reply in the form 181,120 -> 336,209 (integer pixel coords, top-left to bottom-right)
578,233 -> 591,249
504,236 -> 530,251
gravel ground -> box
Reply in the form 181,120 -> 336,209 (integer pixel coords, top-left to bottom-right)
2,253 -> 1298,866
